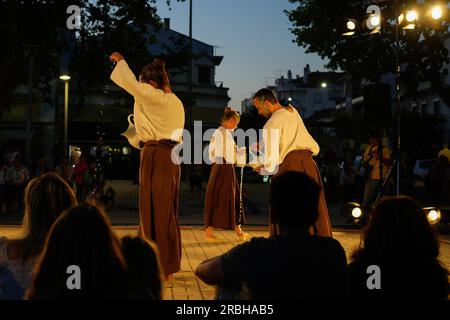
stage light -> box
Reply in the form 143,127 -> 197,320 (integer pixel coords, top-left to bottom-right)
398,10 -> 418,29
431,5 -> 443,20
59,74 -> 71,81
424,207 -> 441,224
369,15 -> 381,28
406,11 -> 418,22
352,207 -> 363,219
288,97 -> 292,102
321,82 -> 327,88
343,19 -> 357,36
341,202 -> 363,223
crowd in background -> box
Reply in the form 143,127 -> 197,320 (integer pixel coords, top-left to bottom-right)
319,141 -> 450,206
0,145 -> 114,216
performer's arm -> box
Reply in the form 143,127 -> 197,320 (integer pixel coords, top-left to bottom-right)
208,135 -> 216,164
259,126 -> 280,175
110,54 -> 163,103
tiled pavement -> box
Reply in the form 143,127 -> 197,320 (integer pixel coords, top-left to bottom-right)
1,225 -> 448,300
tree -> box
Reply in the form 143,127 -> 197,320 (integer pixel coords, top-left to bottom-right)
286,0 -> 450,108
0,0 -> 189,118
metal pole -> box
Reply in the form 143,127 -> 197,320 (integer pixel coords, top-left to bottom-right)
188,0 -> 193,121
395,6 -> 401,196
26,51 -> 35,167
64,80 -> 69,158
186,0 -> 193,181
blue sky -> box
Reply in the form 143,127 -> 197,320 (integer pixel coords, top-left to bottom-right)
154,0 -> 328,109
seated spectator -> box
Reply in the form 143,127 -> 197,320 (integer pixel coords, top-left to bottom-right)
348,196 -> 449,300
4,155 -> 30,214
121,236 -> 163,299
0,173 -> 76,299
0,159 -> 7,214
195,171 -> 348,300
26,203 -> 148,299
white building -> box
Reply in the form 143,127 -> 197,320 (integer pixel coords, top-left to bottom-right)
274,65 -> 345,119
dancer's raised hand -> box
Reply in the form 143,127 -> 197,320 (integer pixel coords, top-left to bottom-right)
109,52 -> 124,63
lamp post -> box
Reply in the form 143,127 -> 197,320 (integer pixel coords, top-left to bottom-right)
342,2 -> 446,196
59,74 -> 71,158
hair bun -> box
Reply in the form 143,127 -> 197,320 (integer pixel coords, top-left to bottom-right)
224,107 -> 232,113
153,58 -> 166,68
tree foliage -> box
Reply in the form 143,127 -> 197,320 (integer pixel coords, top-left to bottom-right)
0,0 -> 187,116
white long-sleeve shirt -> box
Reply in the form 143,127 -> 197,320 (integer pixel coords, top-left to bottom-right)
208,127 -> 237,164
260,106 -> 320,173
110,60 -> 185,143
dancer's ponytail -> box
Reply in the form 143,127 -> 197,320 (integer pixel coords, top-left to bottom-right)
221,107 -> 240,124
140,58 -> 170,90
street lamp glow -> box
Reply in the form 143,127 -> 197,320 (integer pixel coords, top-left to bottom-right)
288,97 -> 292,102
431,5 -> 443,20
59,75 -> 71,81
321,82 -> 327,88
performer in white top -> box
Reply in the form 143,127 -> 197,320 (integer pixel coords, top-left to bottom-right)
110,52 -> 184,280
253,88 -> 332,237
204,108 -> 248,240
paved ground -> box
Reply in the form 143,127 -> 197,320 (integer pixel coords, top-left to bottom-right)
1,225 -> 449,300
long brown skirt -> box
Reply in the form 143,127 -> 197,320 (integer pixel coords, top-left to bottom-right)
204,161 -> 244,230
138,140 -> 181,276
271,150 -> 333,238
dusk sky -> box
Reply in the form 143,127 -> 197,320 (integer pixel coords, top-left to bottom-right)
155,0 -> 329,110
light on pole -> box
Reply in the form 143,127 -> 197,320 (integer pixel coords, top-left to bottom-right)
342,4 -> 445,196
59,74 -> 70,158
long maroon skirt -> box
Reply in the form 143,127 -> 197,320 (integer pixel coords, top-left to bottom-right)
204,160 -> 244,230
271,150 -> 333,238
138,140 -> 181,276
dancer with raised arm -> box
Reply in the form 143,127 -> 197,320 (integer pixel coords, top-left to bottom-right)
110,52 -> 184,280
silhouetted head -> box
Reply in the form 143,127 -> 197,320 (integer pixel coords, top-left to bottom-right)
350,196 -> 449,299
354,196 -> 442,261
19,172 -> 76,261
270,171 -> 321,231
27,203 -> 133,299
121,236 -> 163,300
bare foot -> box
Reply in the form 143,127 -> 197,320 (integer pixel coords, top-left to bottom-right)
165,274 -> 174,282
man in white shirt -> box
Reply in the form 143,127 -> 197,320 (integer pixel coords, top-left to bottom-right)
253,88 -> 332,237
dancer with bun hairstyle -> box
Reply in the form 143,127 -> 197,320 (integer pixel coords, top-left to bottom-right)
204,107 -> 248,240
109,52 -> 184,280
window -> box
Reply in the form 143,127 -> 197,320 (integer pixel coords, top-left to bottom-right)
433,100 -> 441,115
313,92 -> 323,104
421,102 -> 428,114
198,66 -> 211,84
